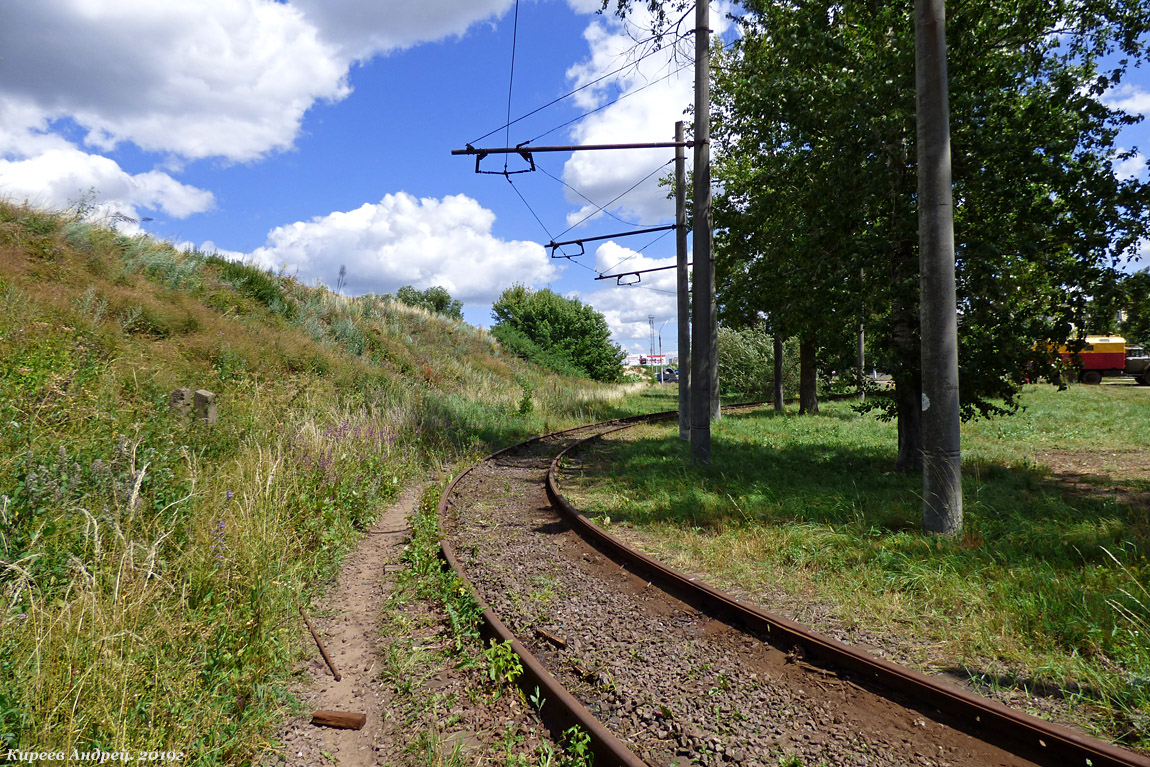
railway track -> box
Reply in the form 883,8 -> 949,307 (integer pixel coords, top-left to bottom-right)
439,407 -> 1149,767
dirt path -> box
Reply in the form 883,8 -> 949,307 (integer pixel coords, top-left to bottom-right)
270,485 -> 419,766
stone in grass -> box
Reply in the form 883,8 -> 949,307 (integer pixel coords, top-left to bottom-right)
170,388 -> 218,424
169,387 -> 194,417
194,389 -> 218,424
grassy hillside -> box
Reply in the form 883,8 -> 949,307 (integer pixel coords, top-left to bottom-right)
0,201 -> 652,760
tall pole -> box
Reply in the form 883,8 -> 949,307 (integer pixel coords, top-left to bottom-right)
773,333 -> 784,411
675,121 -> 690,440
690,0 -> 714,463
916,0 -> 962,534
649,314 -> 656,360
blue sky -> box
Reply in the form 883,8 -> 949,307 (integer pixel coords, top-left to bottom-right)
1,1 -> 1147,356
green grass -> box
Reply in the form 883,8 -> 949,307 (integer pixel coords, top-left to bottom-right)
561,387 -> 1150,748
0,200 -> 664,762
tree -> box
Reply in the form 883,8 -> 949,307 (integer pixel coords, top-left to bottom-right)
1087,268 -> 1150,345
491,285 -> 625,382
717,324 -> 799,400
711,0 -> 1150,471
394,285 -> 464,320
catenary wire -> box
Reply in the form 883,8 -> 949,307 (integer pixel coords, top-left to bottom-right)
503,0 -> 521,174
554,159 -> 675,241
524,59 -> 694,147
601,226 -> 677,274
469,33 -> 672,146
535,163 -> 660,229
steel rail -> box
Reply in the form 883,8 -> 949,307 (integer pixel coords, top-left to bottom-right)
545,423 -> 1150,767
437,410 -> 678,767
434,401 -> 799,765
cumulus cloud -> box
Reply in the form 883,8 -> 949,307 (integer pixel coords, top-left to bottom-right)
1104,84 -> 1150,117
574,241 -> 682,353
0,1 -> 517,221
1113,150 -> 1148,181
292,0 -> 514,60
0,148 -> 214,221
0,0 -> 351,163
245,192 -> 557,303
561,3 -> 731,228
0,1 -> 518,164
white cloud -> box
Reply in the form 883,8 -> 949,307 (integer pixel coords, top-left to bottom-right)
561,3 -> 731,228
0,1 -> 520,164
1104,84 -> 1150,117
0,1 -> 518,222
0,0 -> 352,163
575,241 -> 682,353
0,148 -> 214,221
245,192 -> 558,303
1113,150 -> 1148,180
292,0 -> 515,60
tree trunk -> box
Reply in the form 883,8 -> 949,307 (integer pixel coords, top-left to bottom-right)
916,0 -> 962,534
894,372 -> 924,471
799,333 -> 819,415
773,334 -> 785,411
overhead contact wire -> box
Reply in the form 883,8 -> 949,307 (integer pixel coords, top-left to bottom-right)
525,60 -> 694,146
536,164 -> 657,229
470,34 -> 671,146
554,159 -> 675,241
503,0 -> 521,174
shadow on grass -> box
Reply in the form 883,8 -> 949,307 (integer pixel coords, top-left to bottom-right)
561,406 -> 1150,739
564,409 -> 1149,571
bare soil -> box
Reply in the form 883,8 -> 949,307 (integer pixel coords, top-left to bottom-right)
268,486 -> 419,766
265,484 -> 560,767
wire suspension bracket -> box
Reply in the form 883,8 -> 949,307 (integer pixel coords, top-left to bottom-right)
546,225 -> 678,259
596,261 -> 691,286
454,141 -> 693,176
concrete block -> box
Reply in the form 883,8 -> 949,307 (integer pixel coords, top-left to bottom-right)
169,387 -> 194,417
193,389 -> 218,424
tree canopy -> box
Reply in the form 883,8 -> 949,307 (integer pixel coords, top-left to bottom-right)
394,285 -> 464,320
491,285 -> 625,382
711,0 -> 1150,467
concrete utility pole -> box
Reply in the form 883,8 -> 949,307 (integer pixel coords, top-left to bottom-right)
690,0 -> 715,463
915,0 -> 962,535
675,121 -> 690,440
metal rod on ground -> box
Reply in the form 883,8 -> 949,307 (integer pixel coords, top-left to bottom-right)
690,0 -> 714,463
915,0 -> 962,534
300,607 -> 342,681
676,121 -> 690,440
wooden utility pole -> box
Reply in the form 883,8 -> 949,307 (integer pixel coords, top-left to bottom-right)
916,0 -> 962,534
675,121 -> 690,440
690,0 -> 715,463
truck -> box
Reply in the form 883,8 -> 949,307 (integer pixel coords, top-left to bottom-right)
1057,335 -> 1150,384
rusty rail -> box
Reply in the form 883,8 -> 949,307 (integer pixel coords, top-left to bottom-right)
546,424 -> 1150,767
439,404 -> 1150,767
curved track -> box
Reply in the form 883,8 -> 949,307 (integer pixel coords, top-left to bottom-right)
439,408 -> 1150,767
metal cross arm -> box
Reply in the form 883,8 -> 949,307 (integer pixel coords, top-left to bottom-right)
452,141 -> 694,175
456,143 -> 536,175
546,225 -> 677,258
596,261 -> 690,285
